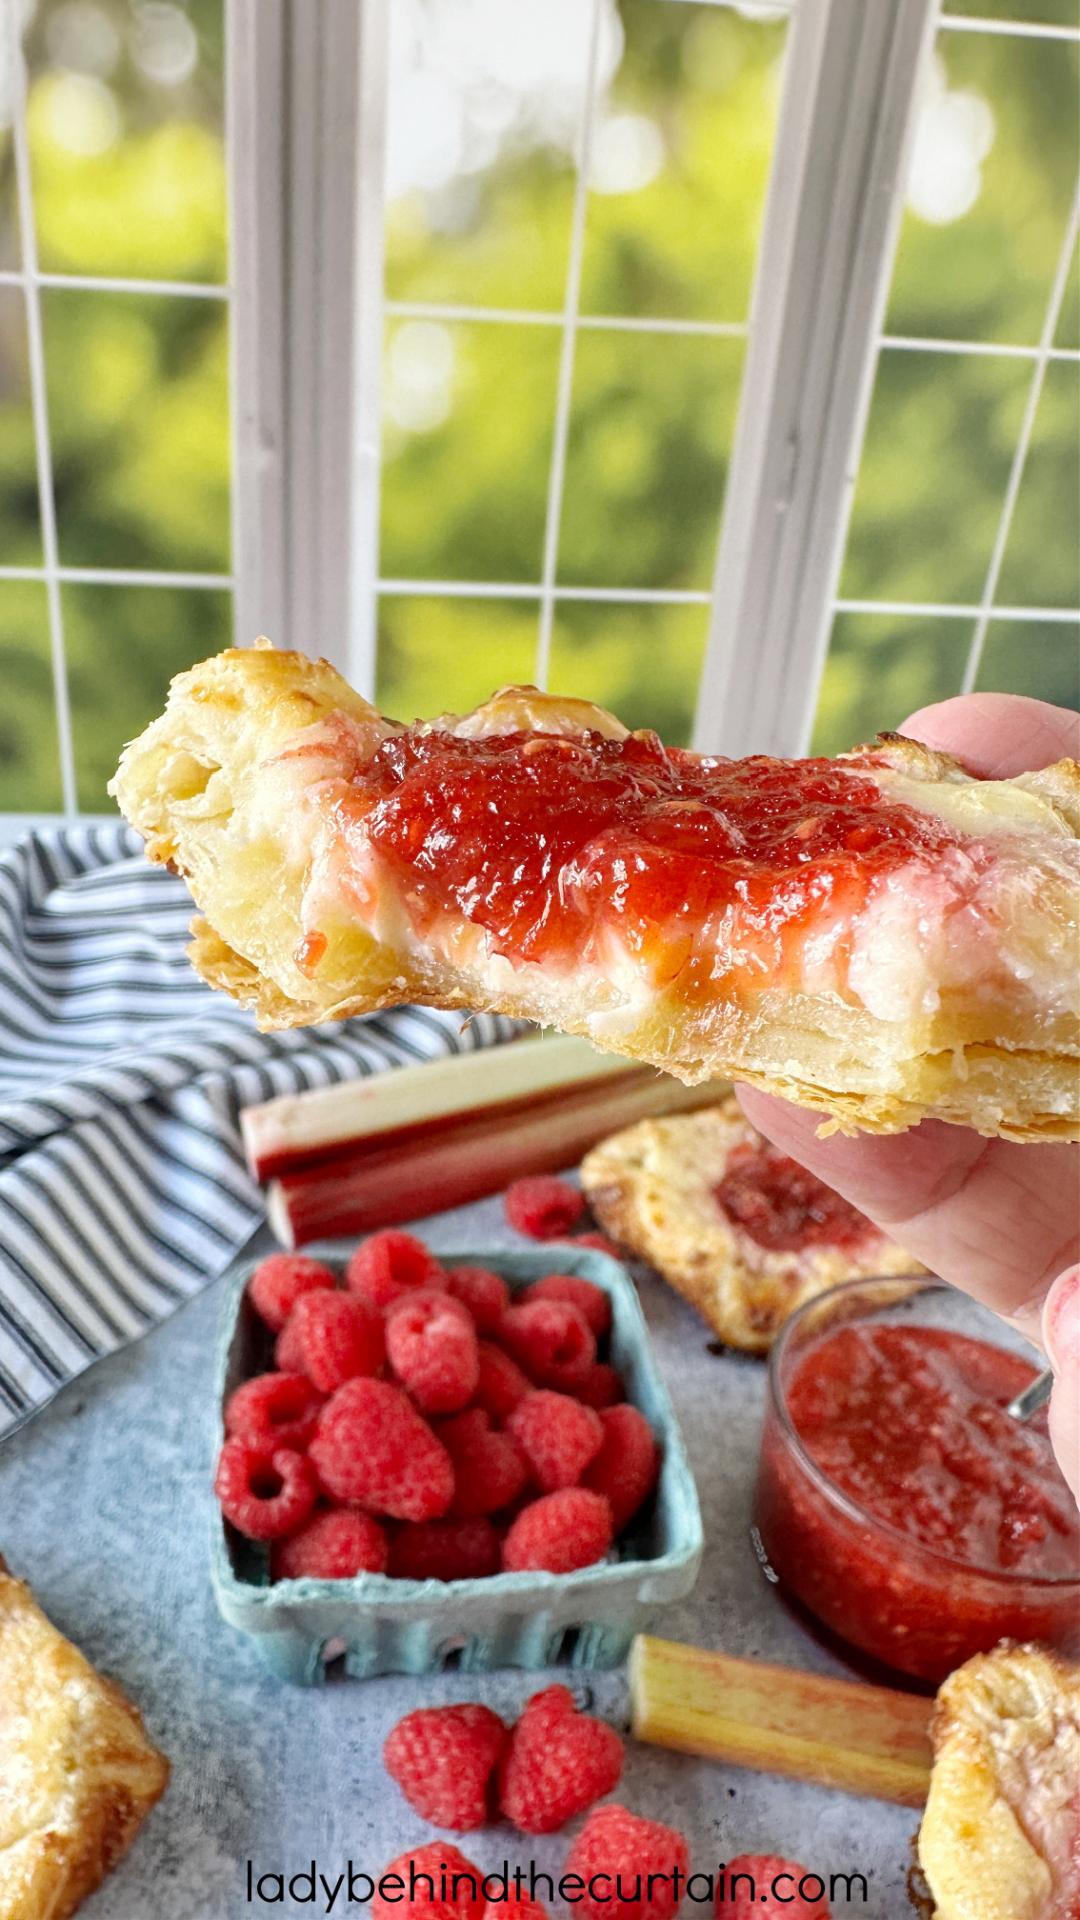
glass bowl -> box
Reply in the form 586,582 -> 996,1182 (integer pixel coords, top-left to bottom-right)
753,1276 -> 1080,1685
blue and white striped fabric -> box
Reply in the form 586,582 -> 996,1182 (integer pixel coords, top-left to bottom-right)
0,824 -> 522,1439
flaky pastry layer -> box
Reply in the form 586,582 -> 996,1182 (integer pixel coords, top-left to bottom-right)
579,1098 -> 924,1351
109,644 -> 1080,1141
0,1562 -> 169,1920
917,1642 -> 1080,1920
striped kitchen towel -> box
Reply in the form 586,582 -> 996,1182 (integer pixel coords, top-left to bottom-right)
0,823 -> 522,1439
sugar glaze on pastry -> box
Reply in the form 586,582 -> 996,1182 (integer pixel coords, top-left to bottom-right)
109,643 -> 1080,1142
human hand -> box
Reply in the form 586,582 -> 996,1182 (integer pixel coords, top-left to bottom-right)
737,693 -> 1080,1496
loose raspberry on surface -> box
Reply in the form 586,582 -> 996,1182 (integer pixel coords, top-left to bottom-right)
224,1371 -> 325,1453
444,1266 -> 511,1334
214,1440 -> 318,1541
565,1804 -> 690,1920
472,1341 -> 532,1422
347,1230 -> 446,1309
719,1857 -> 831,1919
504,1176 -> 586,1240
441,1408 -> 530,1517
309,1377 -> 455,1519
283,1288 -> 385,1394
384,1703 -> 508,1831
386,1289 -> 480,1415
497,1684 -> 624,1835
506,1391 -> 603,1493
496,1300 -> 595,1392
272,1505 -> 389,1580
388,1516 -> 502,1582
248,1252 -> 336,1332
583,1403 -> 660,1535
371,1842 -> 485,1920
522,1274 -> 611,1339
501,1488 -> 612,1574
573,1364 -> 624,1411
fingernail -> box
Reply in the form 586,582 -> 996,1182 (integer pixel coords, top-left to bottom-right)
1042,1265 -> 1080,1376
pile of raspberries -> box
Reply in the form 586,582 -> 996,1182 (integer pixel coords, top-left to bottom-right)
374,1690 -> 830,1920
214,1178 -> 660,1582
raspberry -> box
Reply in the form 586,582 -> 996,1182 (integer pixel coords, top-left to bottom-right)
504,1175 -> 585,1240
497,1684 -> 624,1835
224,1371 -> 325,1452
523,1274 -> 611,1339
570,1231 -> 621,1259
248,1252 -> 336,1332
473,1340 -> 532,1422
384,1703 -> 508,1831
564,1805 -> 690,1920
309,1378 -> 455,1520
486,1897 -> 548,1920
346,1230 -> 445,1309
388,1517 -> 501,1581
274,1314 -> 306,1373
444,1266 -> 510,1334
719,1857 -> 831,1920
386,1290 -> 479,1415
213,1440 -> 318,1541
582,1404 -> 660,1535
272,1506 -> 389,1580
441,1408 -> 530,1518
496,1301 -> 595,1392
501,1488 -> 612,1574
371,1843 -> 484,1920
574,1364 -> 624,1411
281,1288 -> 385,1394
506,1391 -> 603,1492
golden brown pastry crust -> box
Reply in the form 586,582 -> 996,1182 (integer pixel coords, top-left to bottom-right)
580,1096 -> 924,1351
0,1565 -> 169,1920
917,1642 -> 1080,1920
109,644 -> 1080,1143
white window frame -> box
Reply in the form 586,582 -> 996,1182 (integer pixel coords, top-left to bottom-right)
2,0 -> 1078,847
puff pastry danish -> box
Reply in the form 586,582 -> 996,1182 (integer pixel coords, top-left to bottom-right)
109,643 -> 1080,1142
0,1561 -> 169,1920
916,1642 -> 1080,1920
580,1096 -> 922,1351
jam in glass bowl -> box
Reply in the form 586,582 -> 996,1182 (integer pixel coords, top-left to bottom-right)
754,1276 -> 1080,1685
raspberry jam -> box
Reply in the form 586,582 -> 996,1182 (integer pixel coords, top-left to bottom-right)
756,1305 -> 1080,1683
330,729 -> 954,985
714,1142 -> 874,1254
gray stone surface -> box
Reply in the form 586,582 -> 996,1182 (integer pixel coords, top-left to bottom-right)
0,1192 -> 921,1917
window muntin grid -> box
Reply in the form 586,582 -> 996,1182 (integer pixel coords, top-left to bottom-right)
811,9 -> 1080,751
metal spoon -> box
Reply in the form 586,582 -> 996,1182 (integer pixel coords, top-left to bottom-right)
1007,1366 -> 1054,1421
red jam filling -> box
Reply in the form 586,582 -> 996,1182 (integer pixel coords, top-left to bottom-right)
714,1141 -> 874,1254
788,1325 -> 1078,1576
329,729 -> 957,983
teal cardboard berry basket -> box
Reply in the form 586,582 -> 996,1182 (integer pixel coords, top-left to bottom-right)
210,1241 -> 703,1684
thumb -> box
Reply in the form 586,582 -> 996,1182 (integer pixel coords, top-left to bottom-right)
1043,1265 -> 1079,1505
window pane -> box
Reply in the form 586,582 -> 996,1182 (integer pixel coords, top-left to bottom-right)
547,598 -> 708,743
0,286 -> 41,565
380,318 -> 559,584
811,612 -> 972,756
941,1 -> 1078,24
578,0 -> 786,323
997,360 -> 1080,607
0,115 -> 17,270
887,31 -> 1078,345
23,0 -> 226,283
975,617 -> 1080,708
44,288 -> 229,572
1054,235 -> 1079,349
839,348 -> 1031,605
557,328 -> 743,589
376,595 -> 539,722
64,582 -> 232,810
0,582 -> 62,810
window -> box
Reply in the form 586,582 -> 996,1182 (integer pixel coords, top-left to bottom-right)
1,0 -> 1076,833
